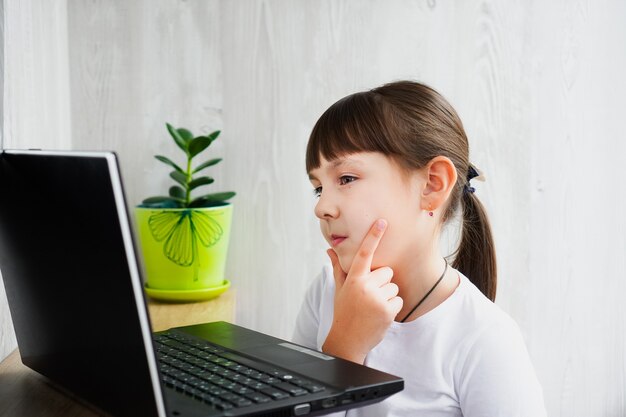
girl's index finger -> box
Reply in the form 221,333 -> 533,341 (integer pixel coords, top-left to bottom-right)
348,219 -> 387,279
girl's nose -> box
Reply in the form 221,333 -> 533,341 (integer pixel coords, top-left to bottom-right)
314,192 -> 339,220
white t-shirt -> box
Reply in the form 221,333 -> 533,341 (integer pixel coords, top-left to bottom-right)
292,265 -> 547,417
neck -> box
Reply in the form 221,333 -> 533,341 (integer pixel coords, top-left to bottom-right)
391,242 -> 454,322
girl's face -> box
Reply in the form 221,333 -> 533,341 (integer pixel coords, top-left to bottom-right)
308,151 -> 429,273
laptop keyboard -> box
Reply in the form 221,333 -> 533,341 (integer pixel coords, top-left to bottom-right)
153,332 -> 326,411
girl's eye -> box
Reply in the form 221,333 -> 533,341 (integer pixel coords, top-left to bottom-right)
339,175 -> 356,186
312,176 -> 354,197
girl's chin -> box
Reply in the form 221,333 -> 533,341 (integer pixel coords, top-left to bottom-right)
337,255 -> 353,274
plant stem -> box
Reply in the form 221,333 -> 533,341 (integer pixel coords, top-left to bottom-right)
185,155 -> 192,206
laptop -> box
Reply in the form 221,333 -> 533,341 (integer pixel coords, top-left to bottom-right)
0,149 -> 403,417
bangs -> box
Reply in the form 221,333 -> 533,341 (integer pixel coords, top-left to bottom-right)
305,91 -> 404,172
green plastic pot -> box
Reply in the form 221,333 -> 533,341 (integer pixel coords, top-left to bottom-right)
135,204 -> 233,301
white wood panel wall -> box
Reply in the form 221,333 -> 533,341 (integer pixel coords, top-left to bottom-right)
0,0 -> 72,363
67,0 -> 223,209
1,1 -> 625,415
527,2 -> 626,414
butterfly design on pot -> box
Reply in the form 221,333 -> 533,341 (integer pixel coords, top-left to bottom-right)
148,210 -> 223,267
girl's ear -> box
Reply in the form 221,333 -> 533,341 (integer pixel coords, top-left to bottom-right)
421,156 -> 457,211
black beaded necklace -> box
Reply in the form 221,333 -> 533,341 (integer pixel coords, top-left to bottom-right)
399,260 -> 448,323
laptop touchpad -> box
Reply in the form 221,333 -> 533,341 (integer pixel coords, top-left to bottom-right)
243,343 -> 332,366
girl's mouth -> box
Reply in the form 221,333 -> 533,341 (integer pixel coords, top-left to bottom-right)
330,234 -> 347,247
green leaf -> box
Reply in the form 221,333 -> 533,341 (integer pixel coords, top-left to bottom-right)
155,155 -> 184,174
166,123 -> 188,154
188,136 -> 212,158
170,170 -> 188,187
169,186 -> 185,199
141,196 -> 185,207
177,128 -> 194,143
142,196 -> 170,203
188,176 -> 214,190
207,130 -> 220,143
189,191 -> 236,207
193,158 -> 222,173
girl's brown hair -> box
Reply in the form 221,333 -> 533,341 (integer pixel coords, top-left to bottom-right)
306,80 -> 497,301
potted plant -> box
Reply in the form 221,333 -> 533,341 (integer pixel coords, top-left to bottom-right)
135,123 -> 235,302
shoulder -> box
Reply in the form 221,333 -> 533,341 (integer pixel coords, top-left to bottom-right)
452,274 -> 530,369
292,265 -> 335,349
307,264 -> 336,303
452,274 -> 547,416
451,273 -> 518,336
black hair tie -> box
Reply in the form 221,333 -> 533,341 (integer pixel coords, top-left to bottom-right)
464,164 -> 482,195
464,184 -> 476,195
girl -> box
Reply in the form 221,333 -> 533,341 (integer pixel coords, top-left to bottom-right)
293,81 -> 546,416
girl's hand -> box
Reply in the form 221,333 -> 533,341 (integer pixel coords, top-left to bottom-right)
322,219 -> 403,364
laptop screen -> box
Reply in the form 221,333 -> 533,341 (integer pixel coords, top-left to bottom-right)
0,151 -> 163,416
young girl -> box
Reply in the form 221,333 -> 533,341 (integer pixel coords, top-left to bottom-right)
293,81 -> 546,416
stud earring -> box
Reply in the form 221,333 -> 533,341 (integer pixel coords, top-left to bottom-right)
428,203 -> 434,217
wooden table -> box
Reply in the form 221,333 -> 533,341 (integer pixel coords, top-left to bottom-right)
147,290 -> 235,332
0,291 -> 236,416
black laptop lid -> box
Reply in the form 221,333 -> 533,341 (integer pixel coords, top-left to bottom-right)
0,151 -> 165,417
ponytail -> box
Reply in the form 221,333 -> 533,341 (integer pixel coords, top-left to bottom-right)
452,191 -> 497,301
